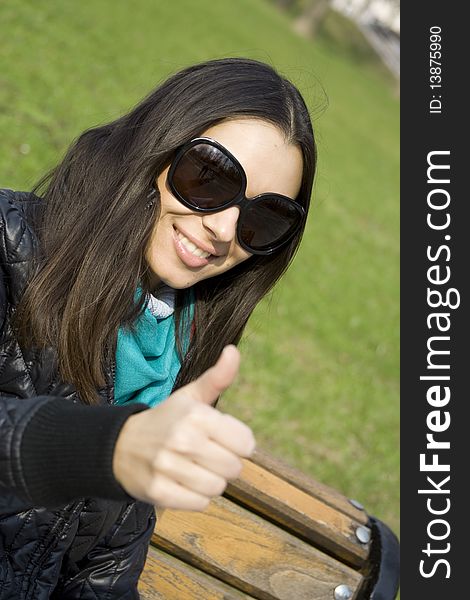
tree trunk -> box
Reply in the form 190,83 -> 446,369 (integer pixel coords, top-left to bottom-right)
293,0 -> 330,39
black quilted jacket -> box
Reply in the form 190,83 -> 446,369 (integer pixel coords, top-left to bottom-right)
0,189 -> 157,599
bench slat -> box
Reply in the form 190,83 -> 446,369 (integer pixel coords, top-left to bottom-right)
138,546 -> 257,599
224,458 -> 369,568
151,495 -> 363,600
248,448 -> 368,525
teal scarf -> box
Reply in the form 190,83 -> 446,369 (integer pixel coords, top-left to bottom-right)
114,286 -> 195,408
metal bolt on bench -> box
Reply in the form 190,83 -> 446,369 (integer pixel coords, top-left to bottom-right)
138,447 -> 400,600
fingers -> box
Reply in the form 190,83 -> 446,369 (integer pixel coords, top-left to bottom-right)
149,437 -> 248,510
148,472 -> 211,511
165,421 -> 248,477
152,448 -> 231,498
217,413 -> 256,457
186,345 -> 240,406
182,404 -> 256,458
113,344 -> 256,511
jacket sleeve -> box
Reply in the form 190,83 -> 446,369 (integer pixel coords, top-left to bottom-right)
0,393 -> 150,509
1,252 -> 150,509
53,500 -> 156,599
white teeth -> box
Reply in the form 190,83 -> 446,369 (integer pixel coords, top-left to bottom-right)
176,230 -> 211,258
181,237 -> 197,252
192,247 -> 210,258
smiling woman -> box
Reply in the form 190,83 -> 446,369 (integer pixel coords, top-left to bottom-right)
0,57 -> 316,599
146,118 -> 304,289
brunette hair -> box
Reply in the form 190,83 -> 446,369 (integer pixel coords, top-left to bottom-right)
13,57 -> 317,406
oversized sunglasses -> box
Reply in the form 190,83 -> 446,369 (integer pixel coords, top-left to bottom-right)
166,137 -> 306,255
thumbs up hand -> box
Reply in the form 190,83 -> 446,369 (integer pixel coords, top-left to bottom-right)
112,345 -> 256,510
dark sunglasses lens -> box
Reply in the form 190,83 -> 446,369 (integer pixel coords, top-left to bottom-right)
172,143 -> 242,209
240,197 -> 302,251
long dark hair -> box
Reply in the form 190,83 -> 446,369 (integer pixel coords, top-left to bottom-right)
13,57 -> 317,406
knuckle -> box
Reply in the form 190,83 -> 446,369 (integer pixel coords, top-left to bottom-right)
148,476 -> 168,505
188,402 -> 211,419
152,450 -> 171,473
167,429 -> 194,454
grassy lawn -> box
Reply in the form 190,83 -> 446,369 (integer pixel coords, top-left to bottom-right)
1,0 -> 399,537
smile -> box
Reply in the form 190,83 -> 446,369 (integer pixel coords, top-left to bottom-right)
172,226 -> 217,269
175,228 -> 212,258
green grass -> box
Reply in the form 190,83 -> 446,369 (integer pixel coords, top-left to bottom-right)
1,0 -> 399,537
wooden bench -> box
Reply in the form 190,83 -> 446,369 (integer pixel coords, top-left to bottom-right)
138,448 -> 399,600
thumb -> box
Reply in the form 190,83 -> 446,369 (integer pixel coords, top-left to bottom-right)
187,344 -> 240,405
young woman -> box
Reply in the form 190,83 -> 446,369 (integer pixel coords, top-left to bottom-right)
0,57 -> 316,598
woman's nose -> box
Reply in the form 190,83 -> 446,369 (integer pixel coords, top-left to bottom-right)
201,206 -> 240,243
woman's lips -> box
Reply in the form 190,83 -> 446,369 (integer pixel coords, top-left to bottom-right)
173,226 -> 212,267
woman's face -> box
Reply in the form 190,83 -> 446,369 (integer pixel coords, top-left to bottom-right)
145,117 -> 304,290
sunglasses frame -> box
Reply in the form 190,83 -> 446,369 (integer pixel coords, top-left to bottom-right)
166,137 -> 306,255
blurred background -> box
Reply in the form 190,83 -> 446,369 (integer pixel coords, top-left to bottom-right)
0,1 -> 399,536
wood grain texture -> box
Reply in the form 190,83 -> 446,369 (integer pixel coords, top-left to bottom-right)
223,458 -> 370,568
247,448 -> 369,525
150,495 -> 363,600
138,546 -> 257,599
